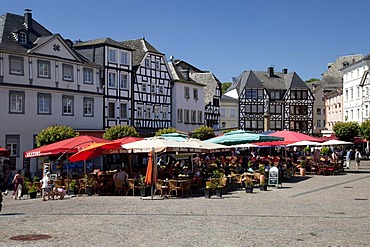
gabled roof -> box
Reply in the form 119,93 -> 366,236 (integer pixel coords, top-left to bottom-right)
0,12 -> 52,53
121,38 -> 163,66
73,37 -> 133,50
220,94 -> 238,102
168,62 -> 205,87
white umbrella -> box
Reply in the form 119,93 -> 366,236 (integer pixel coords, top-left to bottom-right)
317,140 -> 353,146
231,143 -> 258,148
286,140 -> 321,147
185,138 -> 233,153
121,137 -> 205,153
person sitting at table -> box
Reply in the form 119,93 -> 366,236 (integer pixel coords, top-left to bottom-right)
113,168 -> 129,186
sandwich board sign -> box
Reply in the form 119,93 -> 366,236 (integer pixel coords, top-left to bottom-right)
268,166 -> 280,187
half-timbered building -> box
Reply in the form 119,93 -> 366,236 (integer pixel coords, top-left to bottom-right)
168,58 -> 206,133
121,39 -> 172,136
0,10 -> 103,173
225,67 -> 314,134
171,60 -> 222,130
74,38 -> 133,128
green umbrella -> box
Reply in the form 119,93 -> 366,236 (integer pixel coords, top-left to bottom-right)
205,130 -> 284,146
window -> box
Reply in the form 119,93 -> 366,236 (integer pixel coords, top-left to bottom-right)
108,48 -> 116,63
154,105 -> 160,119
251,90 -> 257,99
62,64 -> 73,81
184,109 -> 190,123
317,108 -> 321,115
18,32 -> 26,44
345,89 -> 348,100
9,56 -> 24,75
83,97 -> 94,117
38,60 -> 50,78
191,110 -> 196,123
155,60 -> 160,70
108,102 -> 115,118
142,83 -> 147,92
357,109 -> 360,119
62,95 -> 74,115
108,72 -> 116,88
366,87 -> 369,97
184,87 -> 190,99
9,91 -> 24,114
120,103 -> 128,119
365,105 -> 369,118
120,74 -> 128,89
220,108 -> 225,118
146,106 -> 151,118
198,111 -> 203,124
37,93 -> 51,114
230,108 -> 236,118
137,106 -> 143,118
316,119 -> 321,128
357,86 -> 360,99
158,86 -> 164,94
162,106 -> 168,120
177,109 -> 183,123
351,110 -> 353,119
83,68 -> 93,84
193,88 -> 198,100
6,135 -> 20,157
145,58 -> 150,67
151,84 -> 156,94
350,88 -> 353,99
120,51 -> 128,65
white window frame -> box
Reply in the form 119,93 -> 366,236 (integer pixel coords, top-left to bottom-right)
191,110 -> 196,123
108,48 -> 117,63
108,102 -> 116,119
9,56 -> 24,75
83,68 -> 93,84
38,60 -> 50,78
18,32 -> 26,44
145,58 -> 150,68
184,109 -> 190,123
146,106 -> 151,118
198,111 -> 203,124
62,64 -> 73,81
37,93 -> 51,114
184,87 -> 190,99
158,86 -> 164,94
108,72 -> 117,88
120,103 -> 128,119
151,84 -> 156,94
177,109 -> 183,123
83,97 -> 94,117
142,83 -> 147,92
230,108 -> 236,118
193,88 -> 198,100
6,135 -> 20,157
155,60 -> 160,70
120,51 -> 128,65
162,106 -> 168,120
120,73 -> 128,89
137,106 -> 143,118
9,91 -> 25,114
62,95 -> 74,116
154,105 -> 160,119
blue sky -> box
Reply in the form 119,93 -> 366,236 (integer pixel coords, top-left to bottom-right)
2,0 -> 370,82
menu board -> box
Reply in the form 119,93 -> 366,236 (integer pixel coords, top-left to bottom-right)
268,166 -> 279,186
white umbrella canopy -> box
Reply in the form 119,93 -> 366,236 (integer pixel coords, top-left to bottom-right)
184,138 -> 233,153
231,143 -> 258,148
121,137 -> 205,153
286,140 -> 321,147
317,140 -> 353,146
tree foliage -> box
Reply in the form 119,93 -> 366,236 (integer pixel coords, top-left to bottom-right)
333,121 -> 360,141
305,78 -> 320,83
221,82 -> 232,94
36,125 -> 78,147
190,126 -> 215,140
103,125 -> 139,140
155,127 -> 178,136
360,120 -> 370,140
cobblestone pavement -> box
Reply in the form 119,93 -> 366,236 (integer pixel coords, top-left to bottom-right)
1,162 -> 370,247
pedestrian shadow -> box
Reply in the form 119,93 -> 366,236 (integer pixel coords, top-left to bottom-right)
0,213 -> 25,216
345,170 -> 370,174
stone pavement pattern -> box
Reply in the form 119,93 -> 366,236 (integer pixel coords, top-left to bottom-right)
1,163 -> 370,246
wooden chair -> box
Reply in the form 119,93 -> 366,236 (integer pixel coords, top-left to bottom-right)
155,179 -> 168,196
126,179 -> 139,196
78,179 -> 86,195
168,180 -> 184,197
114,179 -> 124,195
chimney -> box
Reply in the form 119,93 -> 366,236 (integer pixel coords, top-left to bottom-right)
24,9 -> 33,31
267,66 -> 274,77
282,68 -> 288,74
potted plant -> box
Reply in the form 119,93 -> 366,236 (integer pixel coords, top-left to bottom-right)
211,170 -> 224,198
244,176 -> 254,193
84,175 -> 96,196
259,166 -> 267,191
204,181 -> 212,199
299,160 -> 306,176
69,179 -> 77,195
137,175 -> 147,197
28,182 -> 38,199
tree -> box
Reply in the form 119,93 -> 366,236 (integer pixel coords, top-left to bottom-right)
155,127 -> 178,136
36,125 -> 78,147
103,125 -> 139,140
221,82 -> 232,94
305,78 -> 320,83
360,120 -> 370,140
333,121 -> 360,141
190,126 -> 215,140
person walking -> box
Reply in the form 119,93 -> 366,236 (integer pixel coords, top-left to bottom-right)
345,149 -> 352,169
41,172 -> 51,201
11,170 -> 23,200
355,149 -> 361,170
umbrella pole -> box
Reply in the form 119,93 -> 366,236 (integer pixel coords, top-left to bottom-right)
151,148 -> 156,199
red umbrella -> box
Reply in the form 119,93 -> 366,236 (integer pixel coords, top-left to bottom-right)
145,149 -> 157,186
0,148 -> 10,157
268,130 -> 322,143
68,137 -> 142,162
24,135 -> 107,158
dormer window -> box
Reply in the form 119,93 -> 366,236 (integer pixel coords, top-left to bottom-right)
18,32 -> 27,44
